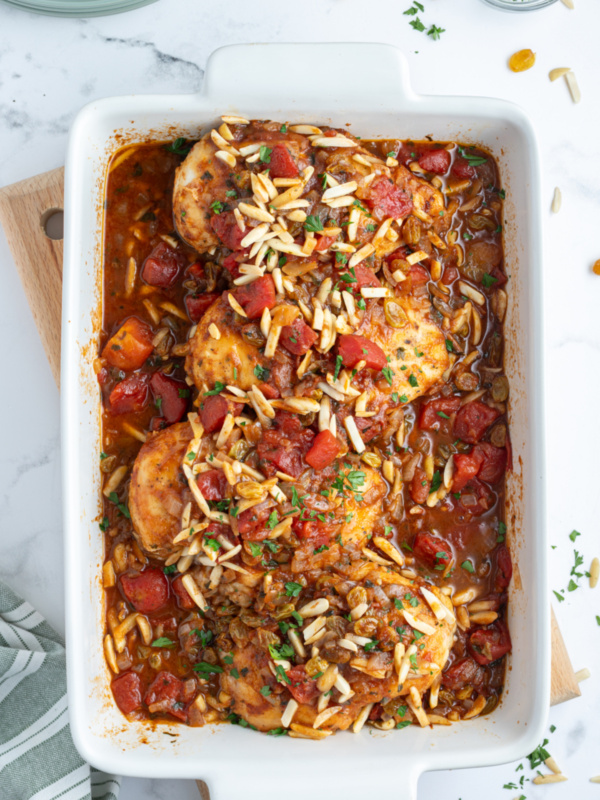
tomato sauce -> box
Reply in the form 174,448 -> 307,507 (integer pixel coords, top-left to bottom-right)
98,125 -> 510,732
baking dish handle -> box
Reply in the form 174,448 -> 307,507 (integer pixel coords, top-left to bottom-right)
201,42 -> 416,107
199,765 -> 420,800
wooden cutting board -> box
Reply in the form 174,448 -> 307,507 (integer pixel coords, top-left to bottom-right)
0,167 -> 581,722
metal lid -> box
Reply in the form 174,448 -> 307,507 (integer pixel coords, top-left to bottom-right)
0,0 -> 157,16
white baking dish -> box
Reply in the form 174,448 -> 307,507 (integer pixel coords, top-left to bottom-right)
62,43 -> 549,799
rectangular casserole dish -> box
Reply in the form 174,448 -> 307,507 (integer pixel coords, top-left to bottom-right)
62,42 -> 549,799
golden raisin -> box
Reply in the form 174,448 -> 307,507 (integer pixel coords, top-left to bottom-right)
305,656 -> 329,677
354,617 -> 378,637
593,259 -> 600,276
508,49 -> 536,73
347,586 -> 367,609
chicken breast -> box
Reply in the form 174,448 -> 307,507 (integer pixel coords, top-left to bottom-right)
185,293 -> 270,392
129,422 -> 196,560
173,134 -> 223,254
360,290 -> 449,403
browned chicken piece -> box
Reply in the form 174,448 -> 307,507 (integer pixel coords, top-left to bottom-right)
359,291 -> 449,403
173,124 -> 313,254
129,422 -> 202,560
185,293 -> 271,392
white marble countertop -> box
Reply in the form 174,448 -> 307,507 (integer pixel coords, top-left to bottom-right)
0,0 -> 599,797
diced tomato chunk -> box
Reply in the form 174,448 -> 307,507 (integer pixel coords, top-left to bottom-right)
315,234 -> 337,252
490,266 -> 508,286
409,264 -> 430,285
141,242 -> 186,288
452,450 -> 484,492
172,575 -> 196,610
257,412 -> 314,478
292,519 -> 333,548
305,430 -> 341,471
286,665 -> 319,704
196,469 -> 228,501
413,532 -> 452,569
418,149 -> 451,175
237,503 -> 271,542
102,317 -> 154,371
184,292 -> 219,323
109,373 -> 150,415
419,396 -> 462,431
258,382 -> 279,399
120,568 -> 169,613
337,335 -> 387,371
468,620 -> 512,666
454,401 -> 501,444
221,250 -> 250,279
451,156 -> 475,180
453,442 -> 506,491
199,394 -> 242,434
352,264 -> 382,289
280,317 -> 318,356
234,275 -> 276,319
187,261 -> 205,281
441,265 -> 459,285
150,372 -> 188,425
474,442 -> 507,484
367,176 -> 413,220
494,545 -> 513,591
112,672 -> 142,714
144,671 -> 188,721
410,466 -> 430,504
457,478 -> 495,516
210,211 -> 245,251
441,657 -> 484,692
268,144 -> 299,179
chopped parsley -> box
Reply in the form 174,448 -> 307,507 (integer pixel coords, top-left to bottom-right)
285,581 -> 303,598
163,564 -> 177,575
427,25 -> 445,40
381,366 -> 394,386
497,521 -> 507,543
151,637 -> 175,648
260,686 -> 272,697
210,200 -> 227,215
527,739 -> 551,769
108,491 -> 130,519
268,643 -> 295,660
461,560 -> 475,574
99,517 -> 109,532
409,17 -> 426,31
334,354 -> 344,381
429,470 -> 442,493
165,137 -> 191,157
408,373 -> 418,388
335,251 -> 348,266
304,215 -> 324,233
259,145 -> 272,164
253,364 -> 270,381
280,124 -> 287,133
204,381 -> 226,396
458,146 -> 487,167
482,272 -> 498,288
193,662 -> 224,675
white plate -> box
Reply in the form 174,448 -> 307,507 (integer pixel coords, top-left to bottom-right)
62,43 -> 549,800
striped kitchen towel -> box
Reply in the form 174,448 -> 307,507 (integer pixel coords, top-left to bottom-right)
0,581 -> 120,800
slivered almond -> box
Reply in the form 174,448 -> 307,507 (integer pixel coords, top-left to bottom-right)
221,115 -> 249,125
215,150 -> 236,168
312,135 -> 356,148
348,243 -> 375,268
343,416 -> 366,453
565,70 -> 581,103
403,610 -> 437,636
322,181 -> 358,201
227,293 -> 247,317
238,202 -> 274,223
549,67 -> 571,82
208,323 -> 221,340
406,250 -> 428,265
373,536 -> 404,566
